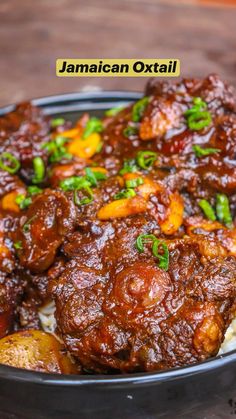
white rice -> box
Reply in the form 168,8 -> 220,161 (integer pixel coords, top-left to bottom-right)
219,318 -> 236,354
38,301 -> 56,333
38,301 -> 236,356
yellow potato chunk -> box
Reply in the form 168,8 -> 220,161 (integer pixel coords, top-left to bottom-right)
0,330 -> 78,374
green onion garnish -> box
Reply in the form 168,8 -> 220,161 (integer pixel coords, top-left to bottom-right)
132,97 -> 149,122
85,168 -> 98,187
136,151 -> 157,170
184,97 -> 207,116
0,152 -> 20,174
105,106 -> 124,117
136,234 -> 157,252
82,117 -> 103,140
193,145 -> 220,158
119,159 -> 138,175
60,176 -> 90,191
136,233 -> 169,271
32,157 -> 45,184
152,240 -> 169,271
85,168 -> 107,187
27,186 -> 42,196
123,125 -> 138,138
114,189 -> 136,200
125,177 -> 144,188
216,194 -> 233,227
42,136 -> 72,163
96,142 -> 103,153
15,194 -> 32,210
187,111 -> 212,131
15,186 -> 42,210
23,216 -> 36,233
198,199 -> 216,221
60,168 -> 106,206
184,97 -> 211,131
91,171 -> 107,181
74,188 -> 94,206
14,241 -> 22,250
51,118 -> 65,128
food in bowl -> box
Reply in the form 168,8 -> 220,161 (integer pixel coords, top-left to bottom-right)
0,74 -> 235,374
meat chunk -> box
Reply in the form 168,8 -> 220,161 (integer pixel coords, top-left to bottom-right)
13,190 -> 77,273
51,237 -> 236,373
0,103 -> 50,182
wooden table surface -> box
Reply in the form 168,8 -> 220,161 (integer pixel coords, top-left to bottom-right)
0,0 -> 236,106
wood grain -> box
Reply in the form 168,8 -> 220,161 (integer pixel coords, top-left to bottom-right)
0,0 -> 235,106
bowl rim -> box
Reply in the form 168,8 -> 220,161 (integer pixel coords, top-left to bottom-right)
0,90 -> 236,387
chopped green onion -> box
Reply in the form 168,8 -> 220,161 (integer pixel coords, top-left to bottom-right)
136,233 -> 169,271
152,240 -> 169,271
15,186 -> 42,210
119,159 -> 138,175
91,171 -> 107,181
85,168 -> 107,187
0,152 -> 20,174
27,186 -> 42,196
23,216 -> 36,233
42,136 -> 72,163
184,97 -> 211,131
32,157 -> 45,184
193,145 -> 220,158
136,234 -> 157,252
123,125 -> 138,138
74,187 -> 94,206
15,194 -> 32,210
15,194 -> 25,205
136,151 -> 157,170
105,106 -> 124,117
85,167 -> 98,187
51,118 -> 65,128
114,189 -> 136,200
216,194 -> 233,227
82,117 -> 103,139
60,176 -> 90,192
96,142 -> 103,153
198,199 -> 216,221
125,177 -> 144,188
184,97 -> 207,116
187,111 -> 212,131
14,241 -> 22,250
132,97 -> 149,122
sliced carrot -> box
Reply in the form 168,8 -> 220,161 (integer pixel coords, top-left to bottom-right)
59,127 -> 81,139
67,133 -> 101,159
97,197 -> 147,220
138,178 -> 162,199
160,192 -> 184,235
1,191 -> 24,213
123,173 -> 142,181
123,173 -> 162,199
187,218 -> 224,235
90,167 -> 108,175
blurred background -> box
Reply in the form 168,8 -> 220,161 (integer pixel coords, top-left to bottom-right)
0,0 -> 236,106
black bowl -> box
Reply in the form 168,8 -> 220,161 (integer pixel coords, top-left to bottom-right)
0,92 -> 236,419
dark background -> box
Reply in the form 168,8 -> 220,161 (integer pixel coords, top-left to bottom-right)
0,0 -> 236,106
